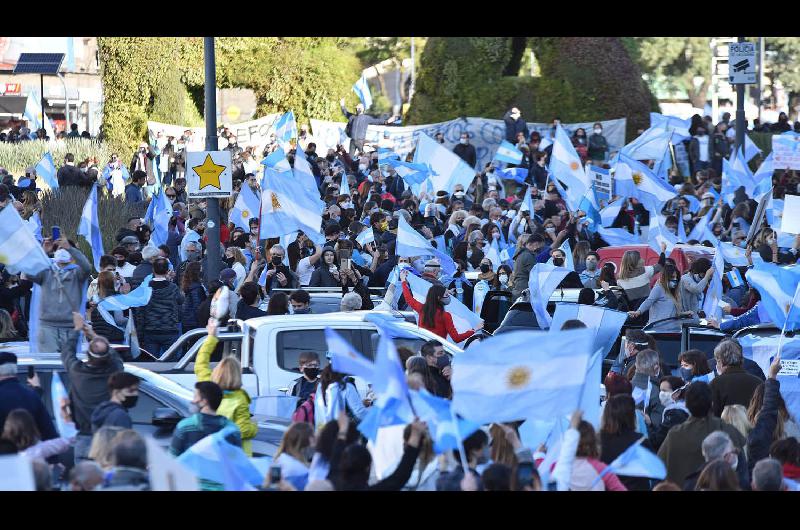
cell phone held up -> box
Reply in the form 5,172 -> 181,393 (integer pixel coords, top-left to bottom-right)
52,225 -> 61,240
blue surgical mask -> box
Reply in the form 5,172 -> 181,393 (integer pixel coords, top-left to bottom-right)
679,367 -> 694,382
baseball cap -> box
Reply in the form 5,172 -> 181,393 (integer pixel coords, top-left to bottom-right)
219,268 -> 237,283
121,235 -> 139,246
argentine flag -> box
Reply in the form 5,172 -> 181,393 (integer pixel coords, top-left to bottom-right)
743,133 -> 762,163
404,271 -> 481,344
230,185 -> 260,231
273,111 -> 297,147
702,246 -> 725,321
726,269 -> 744,288
451,328 -> 593,424
620,125 -> 672,162
649,113 -> 692,140
293,145 -> 321,195
647,213 -> 678,255
99,274 -> 154,311
592,437 -> 666,487
549,124 -> 591,201
413,133 -> 475,194
27,211 -> 43,243
0,205 -> 52,276
717,242 -> 751,267
409,389 -> 481,454
600,197 -> 624,227
261,147 -> 292,173
596,226 -> 640,247
545,239 -> 574,271
550,303 -> 628,358
613,153 -> 677,214
77,185 -> 105,272
395,214 -> 456,276
177,424 -> 262,491
325,327 -> 375,382
528,263 -> 571,329
23,93 -> 55,139
384,158 -> 431,188
687,207 -> 714,242
494,140 -> 524,165
745,263 -> 800,330
352,72 -> 373,110
35,152 -> 58,190
497,166 -> 528,184
752,153 -> 774,202
260,168 -> 325,244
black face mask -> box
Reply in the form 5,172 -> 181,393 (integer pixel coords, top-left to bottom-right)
272,255 -> 283,266
121,394 -> 139,409
303,367 -> 320,379
326,155 -> 335,162
224,257 -> 235,266
552,257 -> 565,267
479,264 -> 490,273
117,259 -> 126,266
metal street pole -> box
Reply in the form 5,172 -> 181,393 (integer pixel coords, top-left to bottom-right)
734,36 -> 746,156
204,37 -> 222,286
758,36 -> 765,124
409,37 -> 415,102
710,39 -> 718,122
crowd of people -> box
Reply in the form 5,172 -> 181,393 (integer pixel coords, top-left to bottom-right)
0,102 -> 799,492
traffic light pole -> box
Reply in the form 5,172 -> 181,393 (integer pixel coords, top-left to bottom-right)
204,37 -> 222,286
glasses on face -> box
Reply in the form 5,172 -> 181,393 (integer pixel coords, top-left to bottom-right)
166,194 -> 176,199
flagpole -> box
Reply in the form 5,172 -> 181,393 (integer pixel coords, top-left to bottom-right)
450,406 -> 471,473
777,283 -> 800,359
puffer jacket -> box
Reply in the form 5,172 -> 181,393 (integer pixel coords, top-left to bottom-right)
28,247 -> 92,327
181,282 -> 207,332
746,378 -> 782,472
195,335 -> 258,456
135,279 -> 184,335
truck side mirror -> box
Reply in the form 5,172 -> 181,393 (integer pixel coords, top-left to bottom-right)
152,407 -> 182,429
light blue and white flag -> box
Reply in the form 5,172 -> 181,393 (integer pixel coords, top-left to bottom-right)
726,268 -> 744,288
355,227 -> 375,247
149,189 -> 173,248
372,329 -> 409,400
687,207 -> 714,242
743,133 -> 762,163
50,372 -> 77,438
325,327 -> 375,381
409,389 -> 481,454
413,133 -> 475,194
649,113 -> 692,140
23,93 -> 55,139
702,247 -> 725,321
273,110 -> 297,146
494,140 -> 523,165
484,238 -> 503,272
384,158 -> 432,189
497,166 -> 528,184
613,153 -> 677,214
451,328 -> 593,424
549,124 -> 591,201
98,274 -> 153,311
0,205 -> 52,276
177,424 -> 262,491
528,263 -> 571,329
620,126 -> 672,162
404,271 -> 481,343
592,437 -> 666,487
752,153 -> 774,202
545,239 -> 574,271
35,152 -> 58,189
261,147 -> 292,173
600,197 -> 624,227
352,72 -> 373,110
550,303 -> 628,359
76,185 -> 105,272
260,168 -> 324,244
27,211 -> 43,243
293,144 -> 321,195
647,211 -> 678,255
745,263 -> 800,330
229,184 -> 260,231
596,226 -> 640,247
395,214 -> 456,276
718,241 -> 751,267
339,172 -> 351,197
376,147 -> 399,162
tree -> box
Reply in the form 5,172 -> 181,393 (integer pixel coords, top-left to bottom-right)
633,37 -> 712,109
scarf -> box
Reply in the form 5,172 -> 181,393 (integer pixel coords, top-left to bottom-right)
477,270 -> 496,283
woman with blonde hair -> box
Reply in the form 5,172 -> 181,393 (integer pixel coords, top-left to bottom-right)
88,425 -> 126,471
722,404 -> 753,448
0,309 -> 18,343
195,319 -> 258,455
617,244 -> 666,308
628,263 -> 688,325
21,190 -> 40,220
272,422 -> 315,490
572,240 -> 592,274
224,246 -> 247,288
445,210 -> 468,249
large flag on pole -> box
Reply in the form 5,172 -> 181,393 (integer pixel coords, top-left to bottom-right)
745,263 -> 800,330
413,133 -> 475,194
259,167 -> 325,244
395,214 -> 456,276
613,152 -> 677,214
77,185 -> 105,271
527,263 -> 570,329
229,184 -> 260,231
0,205 -> 52,276
325,327 -> 375,381
352,72 -> 373,110
549,124 -> 591,201
35,152 -> 58,190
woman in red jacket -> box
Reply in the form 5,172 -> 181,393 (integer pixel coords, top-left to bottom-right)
400,270 -> 482,343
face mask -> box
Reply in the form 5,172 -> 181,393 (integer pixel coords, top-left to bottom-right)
341,201 -> 353,209
379,221 -> 389,232
188,402 -> 201,415
492,232 -> 500,240
480,264 -> 490,273
303,446 -> 316,461
358,164 -> 367,171
679,367 -> 694,381
441,295 -> 451,306
117,258 -> 126,266
477,445 -> 490,465
594,128 -> 602,134
668,280 -> 678,289
303,367 -> 320,379
272,255 -> 283,266
683,213 -> 692,221
460,138 -> 468,145
545,227 -> 555,234
187,250 -> 201,261
499,274 -> 508,284
293,306 -> 311,314
224,257 -> 235,266
659,391 -> 674,407
767,237 -> 776,245
737,240 -> 747,248
552,257 -> 565,267
121,394 -> 139,409
585,260 -> 597,271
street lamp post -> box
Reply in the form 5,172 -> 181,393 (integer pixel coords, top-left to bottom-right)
734,36 -> 746,155
204,37 -> 222,285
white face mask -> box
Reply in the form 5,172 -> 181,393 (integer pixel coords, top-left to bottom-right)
594,128 -> 602,134
498,274 -> 508,284
358,164 -> 367,171
659,391 -> 674,407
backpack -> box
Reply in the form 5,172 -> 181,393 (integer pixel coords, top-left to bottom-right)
292,392 -> 315,425
344,117 -> 353,139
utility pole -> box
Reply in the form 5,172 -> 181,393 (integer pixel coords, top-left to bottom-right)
710,39 -> 718,121
204,37 -> 222,285
758,36 -> 765,124
409,37 -> 415,103
734,36 -> 746,155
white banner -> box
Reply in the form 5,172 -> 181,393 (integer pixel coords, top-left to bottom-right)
147,113 -> 281,153
773,133 -> 800,170
311,116 -> 626,172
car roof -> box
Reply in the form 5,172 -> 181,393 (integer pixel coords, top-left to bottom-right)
244,310 -> 408,329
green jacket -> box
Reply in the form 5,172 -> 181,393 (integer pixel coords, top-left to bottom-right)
195,335 -> 258,456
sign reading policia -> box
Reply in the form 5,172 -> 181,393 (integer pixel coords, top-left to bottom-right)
186,151 -> 233,199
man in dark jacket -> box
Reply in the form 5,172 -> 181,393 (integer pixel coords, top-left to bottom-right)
683,430 -> 751,491
421,340 -> 452,399
90,371 -> 140,432
503,107 -> 527,144
658,381 -> 746,485
453,132 -> 477,169
170,381 -> 240,458
0,352 -> 58,440
125,171 -> 146,204
62,323 -> 125,463
710,339 -> 762,417
129,244 -> 159,290
57,153 -> 93,188
339,98 -> 397,156
135,258 -> 184,356
745,355 -> 783,471
510,235 -> 545,300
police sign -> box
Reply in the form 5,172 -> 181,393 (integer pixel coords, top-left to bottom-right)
728,41 -> 757,85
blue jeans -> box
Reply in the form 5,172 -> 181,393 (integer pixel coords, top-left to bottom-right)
38,325 -> 80,356
141,333 -> 179,357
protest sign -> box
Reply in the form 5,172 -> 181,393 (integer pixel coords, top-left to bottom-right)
0,455 -> 34,491
186,151 -> 233,199
773,133 -> 800,170
148,113 -> 281,153
781,194 -> 800,235
311,116 -> 626,173
145,438 -> 199,491
587,165 -> 613,204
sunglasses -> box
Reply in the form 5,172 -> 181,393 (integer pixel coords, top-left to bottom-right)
166,194 -> 176,198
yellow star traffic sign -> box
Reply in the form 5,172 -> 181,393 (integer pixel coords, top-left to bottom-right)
192,154 -> 226,190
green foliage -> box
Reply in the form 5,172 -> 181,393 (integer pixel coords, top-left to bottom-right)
764,38 -> 800,95
408,37 -> 656,140
632,37 -> 712,108
39,186 -> 147,259
0,139 -> 111,179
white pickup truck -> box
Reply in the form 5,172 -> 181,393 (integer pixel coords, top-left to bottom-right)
132,311 -> 464,408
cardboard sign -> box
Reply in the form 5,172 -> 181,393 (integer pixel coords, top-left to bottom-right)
186,151 -> 233,199
781,195 -> 800,235
773,133 -> 800,170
